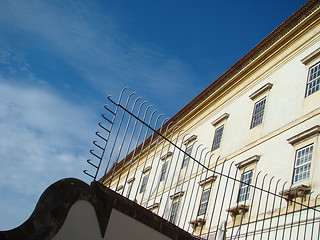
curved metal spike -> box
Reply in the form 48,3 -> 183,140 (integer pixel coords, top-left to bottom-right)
98,122 -> 110,133
124,91 -> 136,107
87,159 -> 98,168
101,114 -> 113,124
117,86 -> 129,103
93,141 -> 104,150
90,149 -> 102,160
103,104 -> 116,115
95,131 -> 108,142
83,170 -> 95,179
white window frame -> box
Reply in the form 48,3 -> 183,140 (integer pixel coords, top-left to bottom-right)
160,161 -> 168,182
198,189 -> 211,216
238,170 -> 253,203
140,174 -> 149,193
250,97 -> 266,129
182,145 -> 192,169
305,62 -> 320,97
212,125 -> 224,151
293,144 -> 313,184
169,201 -> 180,224
287,125 -> 319,186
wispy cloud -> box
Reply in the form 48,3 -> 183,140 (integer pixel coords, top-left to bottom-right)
0,79 -> 95,193
0,0 -> 204,229
0,78 -> 97,228
0,0 -> 201,113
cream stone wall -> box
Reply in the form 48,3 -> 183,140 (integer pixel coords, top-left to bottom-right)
105,4 -> 320,239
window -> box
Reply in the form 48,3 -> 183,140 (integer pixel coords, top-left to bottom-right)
160,161 -> 168,181
182,146 -> 192,168
169,201 -> 179,224
126,183 -> 132,198
198,189 -> 210,216
212,125 -> 224,151
305,62 -> 320,96
250,97 -> 266,128
140,174 -> 149,193
238,170 -> 253,202
293,144 -> 313,184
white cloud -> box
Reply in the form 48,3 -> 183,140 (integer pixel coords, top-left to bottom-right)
0,0 -> 204,229
0,0 -> 201,112
0,79 -> 98,228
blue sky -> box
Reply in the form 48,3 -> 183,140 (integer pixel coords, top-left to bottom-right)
0,0 -> 308,230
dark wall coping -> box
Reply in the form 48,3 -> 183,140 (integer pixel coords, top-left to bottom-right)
0,178 -> 196,240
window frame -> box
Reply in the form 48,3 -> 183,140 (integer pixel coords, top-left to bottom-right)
160,161 -> 168,182
182,145 -> 192,169
198,189 -> 211,216
140,174 -> 149,193
305,61 -> 320,97
237,170 -> 253,203
212,125 -> 224,151
250,97 -> 266,129
169,201 -> 180,224
292,144 -> 314,184
287,125 -> 319,186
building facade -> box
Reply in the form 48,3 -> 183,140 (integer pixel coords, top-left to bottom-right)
99,1 -> 320,239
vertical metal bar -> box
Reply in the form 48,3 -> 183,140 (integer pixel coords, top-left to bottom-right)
251,174 -> 268,238
113,95 -> 142,193
144,119 -> 175,210
177,142 -> 201,228
281,185 -> 293,240
118,100 -> 148,198
258,176 -> 274,240
184,147 -> 207,231
266,179 -> 281,239
210,159 -> 229,240
274,181 -> 288,239
227,166 -> 241,239
243,171 -> 262,239
138,113 -> 166,206
303,191 -> 313,239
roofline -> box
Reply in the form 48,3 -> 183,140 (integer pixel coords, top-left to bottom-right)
168,0 -> 319,126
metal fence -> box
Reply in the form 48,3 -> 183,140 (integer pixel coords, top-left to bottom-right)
84,88 -> 320,240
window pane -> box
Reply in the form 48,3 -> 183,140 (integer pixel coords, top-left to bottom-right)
306,62 -> 320,96
251,98 -> 266,128
238,170 -> 253,202
198,189 -> 211,215
212,125 -> 224,151
160,162 -> 168,181
293,144 -> 313,184
170,201 -> 179,224
140,174 -> 149,193
182,146 -> 192,169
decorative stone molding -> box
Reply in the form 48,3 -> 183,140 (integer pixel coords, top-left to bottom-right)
279,184 -> 311,202
147,203 -> 160,211
301,47 -> 320,65
211,113 -> 230,126
199,176 -> 217,187
127,177 -> 135,183
235,155 -> 260,169
226,204 -> 249,218
116,185 -> 124,191
170,191 -> 185,199
160,151 -> 173,161
287,125 -> 320,145
249,83 -> 273,100
183,135 -> 197,145
189,218 -> 206,229
142,166 -> 152,174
